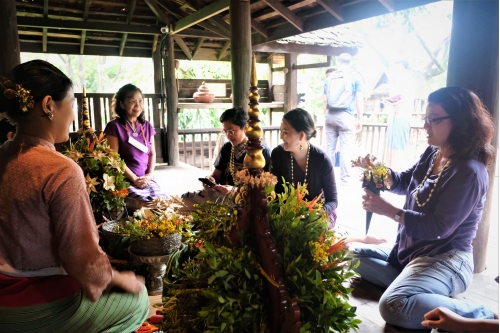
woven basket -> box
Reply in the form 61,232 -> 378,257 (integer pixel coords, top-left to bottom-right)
125,197 -> 149,214
130,233 -> 182,256
101,219 -> 130,240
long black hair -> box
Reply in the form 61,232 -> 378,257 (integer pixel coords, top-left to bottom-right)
0,60 -> 72,124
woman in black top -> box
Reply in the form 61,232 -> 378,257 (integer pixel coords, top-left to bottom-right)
205,107 -> 271,195
271,108 -> 338,226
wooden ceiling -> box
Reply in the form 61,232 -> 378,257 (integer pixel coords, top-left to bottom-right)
16,0 -> 437,61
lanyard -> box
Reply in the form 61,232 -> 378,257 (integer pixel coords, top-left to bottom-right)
126,121 -> 147,145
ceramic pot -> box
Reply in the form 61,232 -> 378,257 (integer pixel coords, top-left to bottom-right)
193,81 -> 215,103
130,233 -> 182,256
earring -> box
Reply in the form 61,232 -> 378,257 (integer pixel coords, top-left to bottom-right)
300,144 -> 303,150
46,112 -> 53,120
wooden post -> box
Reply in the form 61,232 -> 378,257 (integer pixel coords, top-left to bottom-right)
284,53 -> 298,112
267,54 -> 274,125
153,46 -> 164,163
447,0 -> 499,273
163,34 -> 180,166
0,0 -> 21,74
229,0 -> 251,109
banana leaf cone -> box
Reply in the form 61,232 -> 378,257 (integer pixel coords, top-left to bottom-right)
362,173 -> 381,234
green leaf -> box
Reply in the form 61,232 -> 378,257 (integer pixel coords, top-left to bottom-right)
208,274 -> 216,284
215,270 -> 228,277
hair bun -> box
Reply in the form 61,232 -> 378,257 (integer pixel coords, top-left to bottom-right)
311,130 -> 317,138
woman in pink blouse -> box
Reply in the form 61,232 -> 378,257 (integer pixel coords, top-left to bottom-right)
0,60 -> 148,332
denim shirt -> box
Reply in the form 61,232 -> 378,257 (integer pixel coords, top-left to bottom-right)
387,146 -> 488,270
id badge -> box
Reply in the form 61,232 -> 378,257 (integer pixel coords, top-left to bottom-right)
128,136 -> 149,153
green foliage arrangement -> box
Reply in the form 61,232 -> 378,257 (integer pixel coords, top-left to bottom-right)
161,197 -> 269,332
65,131 -> 129,214
159,181 -> 360,333
268,183 -> 361,332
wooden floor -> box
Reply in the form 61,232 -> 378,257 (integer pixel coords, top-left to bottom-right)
148,163 -> 499,332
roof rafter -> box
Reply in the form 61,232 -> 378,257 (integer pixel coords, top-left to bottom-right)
119,0 -> 138,56
173,35 -> 192,59
251,19 -> 269,38
143,0 -> 170,24
253,41 -> 357,56
80,0 -> 91,54
192,37 -> 204,59
217,40 -> 230,60
43,0 -> 49,52
315,0 -> 344,22
261,0 -> 304,32
172,0 -> 230,34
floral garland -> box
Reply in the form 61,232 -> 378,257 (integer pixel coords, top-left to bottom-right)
233,169 -> 277,188
3,80 -> 34,113
64,132 -> 129,214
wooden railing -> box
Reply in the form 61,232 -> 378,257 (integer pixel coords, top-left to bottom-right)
178,125 -> 325,171
179,124 -> 426,171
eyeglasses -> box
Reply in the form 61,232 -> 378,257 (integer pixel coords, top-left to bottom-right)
422,115 -> 451,125
222,129 -> 236,136
126,99 -> 143,105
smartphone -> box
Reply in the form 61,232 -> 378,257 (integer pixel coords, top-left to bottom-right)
198,178 -> 216,187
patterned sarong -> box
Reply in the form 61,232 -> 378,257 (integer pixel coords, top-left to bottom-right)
0,287 -> 149,333
128,177 -> 167,201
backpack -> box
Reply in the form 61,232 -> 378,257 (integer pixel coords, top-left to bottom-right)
326,70 -> 353,110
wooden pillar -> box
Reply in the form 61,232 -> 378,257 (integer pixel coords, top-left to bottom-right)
284,53 -> 298,112
230,0 -> 251,110
267,55 -> 274,125
153,46 -> 164,163
0,0 -> 21,74
163,34 -> 179,166
447,0 -> 499,273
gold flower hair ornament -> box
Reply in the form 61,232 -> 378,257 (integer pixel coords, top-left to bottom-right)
3,80 -> 35,113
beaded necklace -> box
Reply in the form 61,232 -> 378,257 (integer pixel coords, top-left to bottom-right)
229,145 -> 236,183
413,150 -> 451,207
290,143 -> 310,185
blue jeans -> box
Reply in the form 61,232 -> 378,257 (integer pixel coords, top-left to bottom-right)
352,245 -> 495,330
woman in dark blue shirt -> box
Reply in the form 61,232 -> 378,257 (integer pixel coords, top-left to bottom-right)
354,87 -> 496,329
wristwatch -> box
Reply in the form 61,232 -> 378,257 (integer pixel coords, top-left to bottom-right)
393,209 -> 404,222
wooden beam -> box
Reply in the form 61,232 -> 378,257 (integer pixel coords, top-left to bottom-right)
251,18 -> 269,38
20,41 -> 155,58
292,56 -> 330,70
253,41 -> 357,56
261,0 -> 304,32
315,0 -> 344,22
173,0 -> 230,34
192,37 -> 204,58
1,0 -> 20,74
173,35 -> 192,60
119,0 -> 138,57
217,40 -> 230,61
252,0 -> 437,45
378,0 -> 394,12
17,17 -> 162,35
42,29 -> 48,52
143,0 -> 170,24
152,34 -> 159,53
80,0 -> 91,54
176,28 -> 228,39
80,31 -> 86,54
208,16 -> 231,36
42,0 -> 48,52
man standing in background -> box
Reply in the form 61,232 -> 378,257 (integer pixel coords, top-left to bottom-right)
324,53 -> 363,186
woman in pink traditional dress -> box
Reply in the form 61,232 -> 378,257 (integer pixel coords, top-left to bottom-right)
0,60 -> 148,332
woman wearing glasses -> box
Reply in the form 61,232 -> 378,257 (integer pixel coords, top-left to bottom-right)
352,87 -> 496,329
204,107 -> 271,195
104,84 -> 166,204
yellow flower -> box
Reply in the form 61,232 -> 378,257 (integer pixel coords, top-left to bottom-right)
108,157 -> 122,171
89,150 -> 105,161
102,173 -> 116,191
85,173 -> 100,194
68,150 -> 84,162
